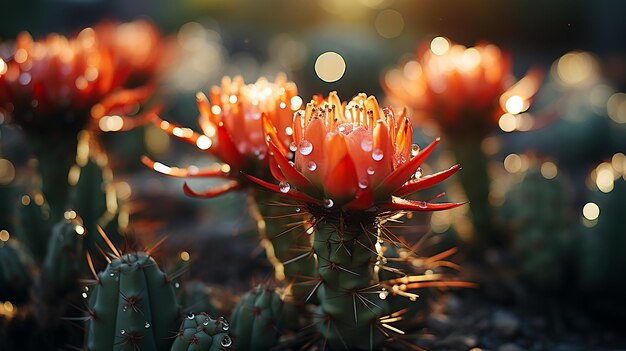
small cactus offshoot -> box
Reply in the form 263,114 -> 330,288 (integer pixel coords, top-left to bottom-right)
170,312 -> 232,351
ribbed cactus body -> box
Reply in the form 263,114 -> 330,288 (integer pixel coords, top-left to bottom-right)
67,159 -> 123,255
41,219 -> 84,297
86,252 -> 179,351
578,178 -> 626,294
0,239 -> 32,304
17,194 -> 51,263
250,192 -> 317,301
313,215 -> 389,350
170,312 -> 232,351
230,285 -> 287,351
502,169 -> 571,289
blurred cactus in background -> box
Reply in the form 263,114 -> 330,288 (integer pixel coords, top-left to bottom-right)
383,37 -> 543,249
576,160 -> 626,318
500,164 -> 573,290
0,22 -> 161,219
0,237 -> 33,306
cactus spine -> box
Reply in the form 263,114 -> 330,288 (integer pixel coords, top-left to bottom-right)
230,285 -> 289,351
170,312 -> 232,351
86,252 -> 180,351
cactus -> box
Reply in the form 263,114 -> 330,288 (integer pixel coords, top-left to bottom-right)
250,192 -> 317,301
85,251 -> 180,351
16,193 -> 51,264
40,217 -> 85,298
170,312 -> 232,351
230,285 -> 290,351
578,177 -> 626,295
0,238 -> 33,305
501,168 -> 572,289
311,214 -> 390,350
67,152 -> 124,256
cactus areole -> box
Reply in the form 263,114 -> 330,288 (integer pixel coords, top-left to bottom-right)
86,252 -> 179,351
247,92 -> 464,349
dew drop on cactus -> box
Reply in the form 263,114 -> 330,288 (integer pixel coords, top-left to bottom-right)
411,144 -> 420,157
187,312 -> 195,320
372,149 -> 384,161
279,181 -> 291,193
324,198 -> 334,208
144,322 -> 150,329
307,161 -> 317,171
221,335 -> 232,347
298,139 -> 313,155
415,167 -> 423,178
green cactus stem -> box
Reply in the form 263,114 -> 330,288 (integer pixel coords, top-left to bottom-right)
16,192 -> 51,263
0,237 -> 33,305
249,191 -> 317,301
446,137 -> 495,248
31,135 -> 78,222
66,152 -> 124,257
85,251 -> 180,351
230,285 -> 290,351
41,217 -> 85,298
170,312 -> 232,351
311,212 -> 389,350
502,168 -> 572,290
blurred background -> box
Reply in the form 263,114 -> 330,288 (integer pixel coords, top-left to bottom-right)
1,0 -> 626,350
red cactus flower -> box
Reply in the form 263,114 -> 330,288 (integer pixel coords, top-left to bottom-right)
383,37 -> 542,137
246,92 -> 464,212
143,74 -> 302,197
0,22 -> 161,135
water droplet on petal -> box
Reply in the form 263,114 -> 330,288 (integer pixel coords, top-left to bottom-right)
361,139 -> 373,152
289,142 -> 297,152
279,181 -> 291,193
358,180 -> 368,189
367,167 -> 375,175
307,161 -> 317,171
415,168 -> 422,178
299,140 -> 313,155
372,149 -> 384,161
144,322 -> 151,329
187,313 -> 195,320
324,199 -> 334,208
411,144 -> 420,157
221,335 -> 232,347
